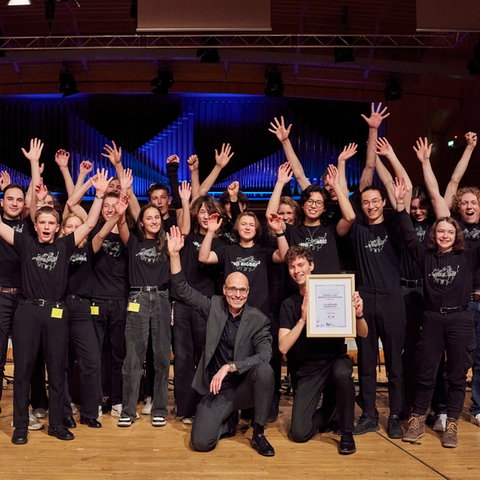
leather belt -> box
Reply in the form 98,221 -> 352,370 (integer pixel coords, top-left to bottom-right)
25,298 -> 62,307
434,305 -> 468,314
400,278 -> 423,288
0,287 -> 22,294
130,286 -> 159,292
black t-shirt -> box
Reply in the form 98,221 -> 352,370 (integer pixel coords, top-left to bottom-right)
349,218 -> 401,289
90,225 -> 128,299
399,218 -> 431,281
286,223 -> 341,274
0,216 -> 35,288
67,242 -> 94,297
279,292 -> 346,375
127,235 -> 169,288
455,219 -> 480,288
214,242 -> 274,315
178,231 -> 219,297
14,231 -> 76,301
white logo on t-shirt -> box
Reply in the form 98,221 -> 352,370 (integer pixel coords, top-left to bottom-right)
102,239 -> 122,258
32,251 -> 59,271
136,247 -> 161,263
231,256 -> 260,273
429,265 -> 459,286
299,233 -> 327,251
364,235 -> 387,253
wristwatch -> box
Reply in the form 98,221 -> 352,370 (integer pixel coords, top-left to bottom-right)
227,361 -> 236,373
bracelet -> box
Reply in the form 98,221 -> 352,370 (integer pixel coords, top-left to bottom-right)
275,231 -> 286,238
95,194 -> 105,199
356,314 -> 364,320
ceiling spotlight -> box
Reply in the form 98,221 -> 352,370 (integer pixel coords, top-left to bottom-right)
196,37 -> 220,64
264,68 -> 284,97
467,42 -> 480,75
384,74 -> 403,101
150,68 -> 174,94
8,1 -> 32,5
58,66 -> 79,97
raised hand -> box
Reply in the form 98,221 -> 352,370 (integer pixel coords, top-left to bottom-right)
35,183 -> 48,203
465,131 -> 478,148
166,225 -> 185,254
227,180 -> 240,196
268,116 -> 292,142
54,149 -> 70,168
277,162 -> 293,185
326,164 -> 339,189
119,168 -> 133,192
393,176 -> 406,204
187,154 -> 199,172
91,168 -> 111,195
101,141 -> 122,166
178,181 -> 192,202
338,143 -> 358,163
361,102 -> 390,129
207,213 -> 223,233
413,137 -> 433,164
267,212 -> 286,235
215,143 -> 234,169
375,137 -> 395,157
21,138 -> 44,164
79,160 -> 94,176
166,154 -> 180,165
115,194 -> 129,217
0,171 -> 11,191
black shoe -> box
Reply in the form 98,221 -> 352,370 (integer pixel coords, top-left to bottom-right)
387,414 -> 404,439
48,425 -> 75,441
220,411 -> 239,439
63,415 -> 77,429
353,414 -> 379,435
250,433 -> 275,457
80,416 -> 102,428
11,428 -> 28,445
338,433 -> 356,455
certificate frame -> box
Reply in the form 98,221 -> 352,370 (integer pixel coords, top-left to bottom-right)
306,274 -> 356,338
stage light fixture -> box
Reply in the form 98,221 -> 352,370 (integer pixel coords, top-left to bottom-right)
384,74 -> 403,101
58,67 -> 79,97
150,68 -> 174,94
264,68 -> 284,97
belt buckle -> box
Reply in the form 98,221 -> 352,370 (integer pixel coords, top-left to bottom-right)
38,299 -> 46,307
439,307 -> 448,314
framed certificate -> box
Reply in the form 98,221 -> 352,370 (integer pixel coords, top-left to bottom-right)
306,274 -> 356,338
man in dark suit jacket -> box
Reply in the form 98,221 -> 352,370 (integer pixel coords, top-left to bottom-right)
167,226 -> 275,456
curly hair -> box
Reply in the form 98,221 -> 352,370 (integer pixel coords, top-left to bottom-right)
451,187 -> 480,214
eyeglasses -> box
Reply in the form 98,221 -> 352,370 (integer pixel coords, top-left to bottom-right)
225,286 -> 249,295
305,199 -> 324,207
361,198 -> 382,207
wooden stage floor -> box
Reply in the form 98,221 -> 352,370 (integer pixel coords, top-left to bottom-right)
1,361 -> 479,480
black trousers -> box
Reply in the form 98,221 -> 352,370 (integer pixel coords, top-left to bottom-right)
91,297 -> 127,406
172,301 -> 205,418
12,300 -> 68,429
66,295 -> 102,419
357,287 -> 406,419
290,355 -> 355,442
191,362 -> 274,452
412,310 -> 475,420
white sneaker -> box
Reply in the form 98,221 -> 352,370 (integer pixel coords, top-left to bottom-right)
13,412 -> 46,431
117,416 -> 133,427
142,396 -> 153,415
433,413 -> 447,432
70,403 -> 79,415
152,415 -> 167,427
472,413 -> 480,426
182,417 -> 194,425
98,405 -> 103,418
111,404 -> 122,417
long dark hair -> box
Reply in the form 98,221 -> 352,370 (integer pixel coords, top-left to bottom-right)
136,204 -> 166,259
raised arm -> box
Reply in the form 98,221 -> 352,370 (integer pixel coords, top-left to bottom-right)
198,143 -> 234,197
74,160 -> 94,192
266,162 -> 293,217
336,143 -> 357,197
413,137 -> 450,218
166,225 -> 185,274
0,215 -> 15,245
176,181 -> 192,236
0,171 -> 11,192
166,154 -> 182,210
54,149 -> 75,197
359,102 -> 390,191
197,213 -> 221,264
73,169 -> 111,246
375,137 -> 413,212
268,116 -> 310,191
267,212 -> 289,262
118,166 -> 141,222
187,154 -> 201,202
443,131 -> 477,208
22,138 -> 44,222
326,164 -> 356,236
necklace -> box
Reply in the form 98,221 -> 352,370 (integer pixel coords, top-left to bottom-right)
305,224 -> 321,241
